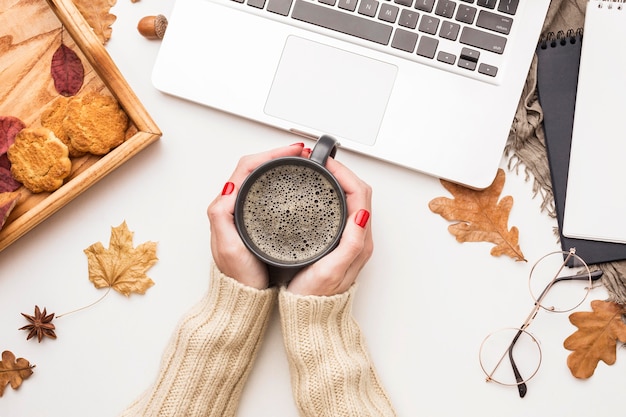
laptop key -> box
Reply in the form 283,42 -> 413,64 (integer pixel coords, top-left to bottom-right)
416,35 -> 438,58
477,0 -> 496,8
435,0 -> 455,18
398,9 -> 419,29
476,10 -> 513,35
439,21 -> 460,40
267,0 -> 293,15
378,4 -> 399,23
391,28 -> 418,52
418,15 -> 439,35
291,0 -> 393,45
358,0 -> 379,18
338,0 -> 358,11
498,0 -> 519,15
478,62 -> 498,76
414,0 -> 435,13
437,51 -> 456,65
247,0 -> 266,8
459,26 -> 506,54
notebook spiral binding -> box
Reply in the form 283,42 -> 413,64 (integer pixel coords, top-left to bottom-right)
538,28 -> 583,50
597,0 -> 625,10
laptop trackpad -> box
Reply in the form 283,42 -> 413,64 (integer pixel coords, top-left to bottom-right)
264,36 -> 397,146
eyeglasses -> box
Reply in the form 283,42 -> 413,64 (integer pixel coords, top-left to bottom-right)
478,249 -> 603,398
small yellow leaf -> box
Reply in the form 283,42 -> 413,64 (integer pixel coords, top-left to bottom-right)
72,0 -> 117,44
428,169 -> 525,261
84,221 -> 157,296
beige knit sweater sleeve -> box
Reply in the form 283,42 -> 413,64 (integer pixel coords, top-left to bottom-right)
118,263 -> 277,417
279,286 -> 397,417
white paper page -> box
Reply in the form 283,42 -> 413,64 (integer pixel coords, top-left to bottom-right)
563,0 -> 626,244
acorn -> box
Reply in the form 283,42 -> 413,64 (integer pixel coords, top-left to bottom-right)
137,14 -> 168,40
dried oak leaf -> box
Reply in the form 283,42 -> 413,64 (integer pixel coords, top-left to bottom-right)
19,305 -> 57,343
0,351 -> 35,397
84,221 -> 157,296
0,191 -> 21,231
51,44 -> 85,97
564,299 -> 626,379
0,116 -> 26,155
72,0 -> 117,44
428,168 -> 525,261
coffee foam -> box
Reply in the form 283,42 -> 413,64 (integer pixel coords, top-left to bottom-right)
242,164 -> 343,263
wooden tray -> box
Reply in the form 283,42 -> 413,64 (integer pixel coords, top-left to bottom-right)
0,0 -> 162,252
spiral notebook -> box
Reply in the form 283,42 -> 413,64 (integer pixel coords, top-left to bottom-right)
537,27 -> 626,266
562,0 -> 626,245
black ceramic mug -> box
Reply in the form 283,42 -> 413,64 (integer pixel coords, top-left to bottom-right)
234,135 -> 347,273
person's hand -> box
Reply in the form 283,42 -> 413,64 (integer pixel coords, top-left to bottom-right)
286,157 -> 373,296
207,143 -> 309,289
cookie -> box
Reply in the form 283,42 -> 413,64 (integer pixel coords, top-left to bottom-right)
64,91 -> 128,155
40,96 -> 85,157
7,127 -> 71,193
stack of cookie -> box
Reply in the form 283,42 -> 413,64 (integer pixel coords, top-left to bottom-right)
7,91 -> 128,194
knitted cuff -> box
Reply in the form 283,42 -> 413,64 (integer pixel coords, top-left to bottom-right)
278,286 -> 396,417
119,263 -> 278,417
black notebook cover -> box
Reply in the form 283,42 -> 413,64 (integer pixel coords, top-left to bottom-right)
536,29 -> 626,265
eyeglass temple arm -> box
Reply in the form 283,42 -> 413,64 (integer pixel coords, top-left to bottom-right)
508,329 -> 528,398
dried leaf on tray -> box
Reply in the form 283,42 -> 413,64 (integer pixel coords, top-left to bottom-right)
84,221 -> 157,296
72,0 -> 117,44
1,166 -> 21,193
564,299 -> 626,379
0,116 -> 25,155
428,168 -> 526,262
51,44 -> 84,96
0,191 -> 21,231
0,350 -> 35,397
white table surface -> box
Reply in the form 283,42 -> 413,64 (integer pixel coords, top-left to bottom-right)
1,1 -> 624,416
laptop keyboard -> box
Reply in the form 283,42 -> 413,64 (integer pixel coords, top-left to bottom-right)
231,0 -> 520,80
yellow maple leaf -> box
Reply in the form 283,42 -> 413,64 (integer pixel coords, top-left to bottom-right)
564,299 -> 626,379
83,221 -> 157,296
428,168 -> 525,261
72,0 -> 117,44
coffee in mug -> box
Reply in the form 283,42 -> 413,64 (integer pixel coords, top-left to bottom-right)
234,135 -> 347,269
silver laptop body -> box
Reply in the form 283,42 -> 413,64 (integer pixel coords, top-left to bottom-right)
152,0 -> 550,188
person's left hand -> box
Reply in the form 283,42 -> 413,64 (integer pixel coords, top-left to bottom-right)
286,156 -> 373,296
206,143 -> 309,289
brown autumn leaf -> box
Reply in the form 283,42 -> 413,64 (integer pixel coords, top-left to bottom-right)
51,44 -> 84,97
428,168 -> 525,261
72,0 -> 117,44
0,116 -> 25,155
83,221 -> 157,296
564,299 -> 626,379
0,350 -> 35,397
0,191 -> 21,231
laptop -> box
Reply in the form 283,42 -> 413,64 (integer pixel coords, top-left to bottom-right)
152,0 -> 551,189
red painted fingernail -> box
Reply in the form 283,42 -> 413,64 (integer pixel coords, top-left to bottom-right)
355,209 -> 370,228
303,147 -> 312,154
221,182 -> 235,196
290,142 -> 305,147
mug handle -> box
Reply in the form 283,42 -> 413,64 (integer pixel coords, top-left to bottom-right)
310,134 -> 339,166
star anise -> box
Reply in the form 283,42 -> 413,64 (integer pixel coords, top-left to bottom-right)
19,306 -> 57,343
